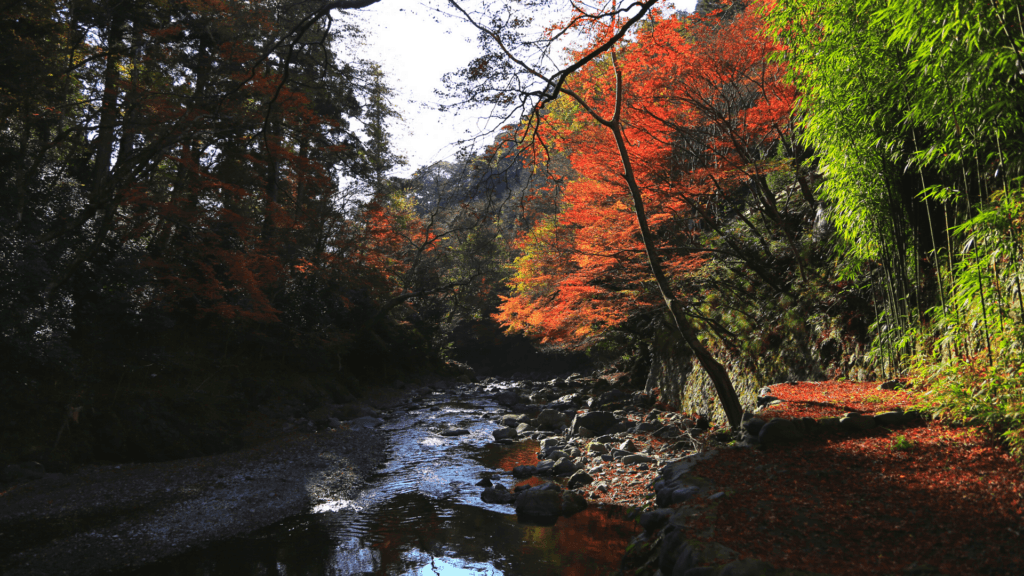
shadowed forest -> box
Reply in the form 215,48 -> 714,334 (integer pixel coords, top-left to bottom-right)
2,0 -> 1022,472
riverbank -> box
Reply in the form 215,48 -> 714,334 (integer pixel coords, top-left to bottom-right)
0,386 -> 408,576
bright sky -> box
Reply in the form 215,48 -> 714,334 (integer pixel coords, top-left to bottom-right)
338,0 -> 698,177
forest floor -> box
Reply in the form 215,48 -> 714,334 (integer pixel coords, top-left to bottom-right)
593,381 -> 1024,576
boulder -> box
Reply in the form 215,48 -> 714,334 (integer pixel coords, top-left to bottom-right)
817,416 -> 841,432
535,409 -> 567,430
636,421 -> 660,433
567,470 -> 593,489
570,411 -> 618,435
874,411 -> 906,426
500,414 -> 527,427
515,422 -> 536,435
546,449 -> 570,461
840,413 -> 876,432
741,416 -> 766,436
492,427 -> 518,440
481,484 -> 517,504
622,454 -> 656,465
553,457 -> 578,475
539,437 -> 562,451
512,465 -> 537,478
515,489 -> 563,521
757,418 -> 801,445
494,390 -> 525,407
618,439 -> 637,452
535,459 -> 555,474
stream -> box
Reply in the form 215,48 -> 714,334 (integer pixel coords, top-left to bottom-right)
119,380 -> 640,575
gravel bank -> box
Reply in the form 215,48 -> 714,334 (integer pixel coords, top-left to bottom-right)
0,423 -> 388,576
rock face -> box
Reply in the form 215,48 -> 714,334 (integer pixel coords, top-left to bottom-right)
570,411 -> 617,435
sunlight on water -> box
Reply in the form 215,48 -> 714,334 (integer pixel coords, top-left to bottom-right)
311,499 -> 363,514
411,556 -> 502,575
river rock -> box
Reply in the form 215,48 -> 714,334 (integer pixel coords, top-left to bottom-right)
492,427 -> 518,440
587,442 -> 609,454
481,484 -> 517,504
636,421 -> 660,433
546,449 -> 569,461
515,422 -> 536,434
622,454 -> 656,465
512,465 -> 537,478
611,449 -> 632,459
618,439 -> 637,452
535,459 -> 555,474
539,437 -> 562,451
476,477 -> 493,487
577,426 -> 596,438
567,470 -> 593,489
440,429 -> 470,436
553,457 -> 578,475
570,411 -> 618,435
535,409 -> 567,430
500,414 -> 527,427
494,390 -> 525,406
515,488 -> 562,521
757,418 -> 801,444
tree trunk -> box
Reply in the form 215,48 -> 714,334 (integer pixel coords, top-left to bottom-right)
602,62 -> 744,428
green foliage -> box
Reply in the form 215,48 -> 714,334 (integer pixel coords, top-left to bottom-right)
891,435 -> 915,452
764,0 -> 1024,456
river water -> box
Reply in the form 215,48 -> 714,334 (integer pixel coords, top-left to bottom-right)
122,382 -> 639,575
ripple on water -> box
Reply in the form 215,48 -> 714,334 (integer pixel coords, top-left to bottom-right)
115,385 -> 640,576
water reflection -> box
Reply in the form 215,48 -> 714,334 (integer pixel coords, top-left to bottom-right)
125,494 -> 635,576
117,385 -> 638,576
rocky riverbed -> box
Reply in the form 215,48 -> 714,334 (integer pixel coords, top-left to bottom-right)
0,370 -> 721,576
0,395 -> 397,576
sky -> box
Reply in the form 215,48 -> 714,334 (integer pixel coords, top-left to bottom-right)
338,1 -> 484,177
337,0 -> 698,177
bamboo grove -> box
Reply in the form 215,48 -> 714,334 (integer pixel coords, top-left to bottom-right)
764,0 -> 1024,454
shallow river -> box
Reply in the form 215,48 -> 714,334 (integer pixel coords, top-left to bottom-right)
121,383 -> 639,575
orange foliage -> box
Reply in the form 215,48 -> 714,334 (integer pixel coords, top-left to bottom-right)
496,1 -> 795,345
